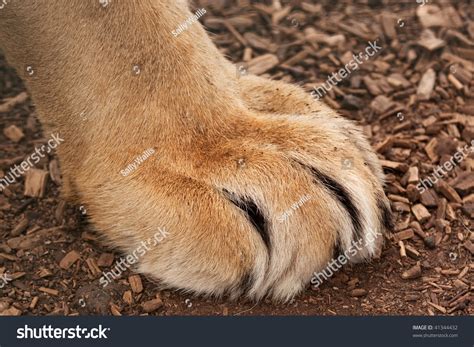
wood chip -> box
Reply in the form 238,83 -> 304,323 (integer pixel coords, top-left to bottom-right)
223,21 -> 247,46
436,198 -> 447,219
407,166 -> 419,184
247,54 -> 279,75
301,2 -> 322,14
457,266 -> 469,279
11,216 -> 29,237
24,169 -> 49,198
410,221 -> 427,238
399,241 -> 407,257
417,5 -> 448,28
9,271 -> 25,280
453,279 -> 468,289
394,229 -> 415,242
424,138 -> 439,162
387,73 -> 411,89
39,287 -> 59,296
129,274 -> 143,294
123,290 -> 133,305
417,29 -> 445,51
350,288 -> 367,297
0,306 -> 22,316
97,253 -> 115,267
304,28 -> 345,47
388,194 -> 410,204
7,232 -> 44,250
338,22 -> 374,41
427,301 -> 447,313
435,180 -> 462,203
453,172 -> 474,195
422,115 -> 437,127
370,95 -> 394,115
420,189 -> 438,207
374,137 -> 394,153
412,204 -> 431,223
417,68 -> 436,100
38,268 -> 53,278
0,253 -> 18,261
3,125 -> 25,143
363,76 -> 382,95
405,244 -> 420,259
406,293 -> 421,301
402,264 -> 422,279
243,32 -> 278,52
440,268 -> 459,276
380,160 -> 409,172
141,297 -> 163,313
463,240 -> 474,255
110,303 -> 122,316
448,74 -> 463,91
406,184 -> 421,202
0,92 -> 28,113
59,250 -> 81,270
381,13 -> 396,40
29,296 -> 39,310
434,219 -> 450,233
85,258 -> 101,276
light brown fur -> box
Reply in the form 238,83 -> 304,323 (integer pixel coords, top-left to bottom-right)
0,0 -> 392,300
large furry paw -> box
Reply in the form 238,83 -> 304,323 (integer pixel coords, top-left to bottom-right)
126,106 -> 391,301
87,76 -> 392,302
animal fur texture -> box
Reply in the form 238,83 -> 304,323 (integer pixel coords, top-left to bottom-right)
0,0 -> 392,301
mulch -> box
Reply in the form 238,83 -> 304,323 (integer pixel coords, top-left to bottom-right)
0,0 -> 472,316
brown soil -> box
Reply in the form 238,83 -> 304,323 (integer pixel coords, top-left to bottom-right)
0,0 -> 472,316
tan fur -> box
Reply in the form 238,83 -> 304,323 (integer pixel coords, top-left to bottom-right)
0,0 -> 391,300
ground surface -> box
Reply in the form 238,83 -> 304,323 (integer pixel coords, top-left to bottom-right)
0,0 -> 473,316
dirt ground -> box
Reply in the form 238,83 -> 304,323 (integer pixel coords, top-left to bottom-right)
0,0 -> 473,316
